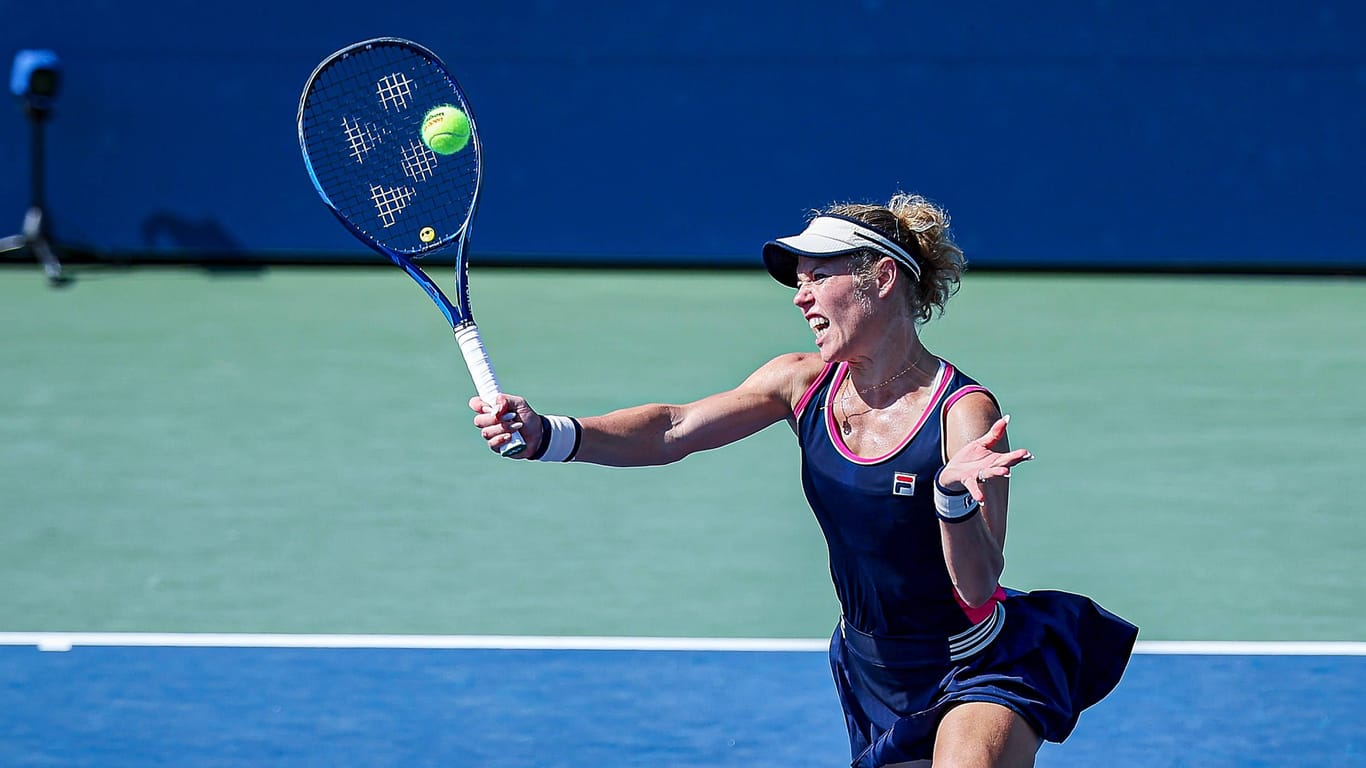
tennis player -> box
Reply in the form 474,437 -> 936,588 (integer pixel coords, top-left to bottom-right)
471,193 -> 1137,767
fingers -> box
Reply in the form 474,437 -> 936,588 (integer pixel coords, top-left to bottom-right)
468,394 -> 509,418
469,394 -> 539,455
974,466 -> 1012,483
965,449 -> 1034,502
971,451 -> 1035,483
975,416 -> 1033,467
966,467 -> 1007,503
469,394 -> 513,431
998,447 -> 1035,468
470,393 -> 515,420
976,413 -> 1011,448
479,410 -> 525,441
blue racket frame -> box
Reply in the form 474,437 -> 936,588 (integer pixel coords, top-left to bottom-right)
298,37 -> 525,456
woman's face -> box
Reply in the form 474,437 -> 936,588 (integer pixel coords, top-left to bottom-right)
792,254 -> 875,362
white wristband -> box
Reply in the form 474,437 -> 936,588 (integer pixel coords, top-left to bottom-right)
537,414 -> 581,463
933,470 -> 980,523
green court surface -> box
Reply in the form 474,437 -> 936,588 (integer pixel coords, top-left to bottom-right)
2,266 -> 1363,641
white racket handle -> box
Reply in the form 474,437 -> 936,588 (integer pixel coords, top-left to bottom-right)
454,321 -> 526,457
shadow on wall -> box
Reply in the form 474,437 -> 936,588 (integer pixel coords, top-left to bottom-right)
141,210 -> 245,258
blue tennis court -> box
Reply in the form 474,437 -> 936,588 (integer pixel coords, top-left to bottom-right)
2,636 -> 1363,767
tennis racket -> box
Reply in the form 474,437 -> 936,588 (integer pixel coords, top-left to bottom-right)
298,37 -> 525,456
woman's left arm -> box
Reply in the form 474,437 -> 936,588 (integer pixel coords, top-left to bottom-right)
936,393 -> 1033,607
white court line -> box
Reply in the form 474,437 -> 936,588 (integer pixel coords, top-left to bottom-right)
0,633 -> 1363,655
1133,640 -> 1366,655
0,633 -> 826,653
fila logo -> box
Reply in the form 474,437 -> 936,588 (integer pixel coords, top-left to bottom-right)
892,473 -> 917,497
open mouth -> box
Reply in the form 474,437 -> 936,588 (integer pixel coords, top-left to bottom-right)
809,316 -> 830,339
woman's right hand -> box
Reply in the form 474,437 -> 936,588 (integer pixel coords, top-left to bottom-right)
468,394 -> 543,457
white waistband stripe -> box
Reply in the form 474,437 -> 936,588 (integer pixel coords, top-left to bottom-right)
948,602 -> 1006,661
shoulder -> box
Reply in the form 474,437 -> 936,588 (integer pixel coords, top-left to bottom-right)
740,352 -> 830,411
756,351 -> 827,378
945,389 -> 1000,427
941,367 -> 1003,448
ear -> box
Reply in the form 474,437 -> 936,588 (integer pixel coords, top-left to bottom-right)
875,256 -> 899,298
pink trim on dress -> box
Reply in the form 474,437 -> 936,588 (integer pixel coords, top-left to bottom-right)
793,362 -> 836,420
942,384 -> 990,415
938,384 -> 999,463
825,361 -> 953,465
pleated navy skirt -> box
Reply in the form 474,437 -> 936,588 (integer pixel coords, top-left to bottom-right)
829,589 -> 1138,767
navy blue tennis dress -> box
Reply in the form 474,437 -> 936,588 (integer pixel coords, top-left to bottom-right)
795,359 -> 1137,767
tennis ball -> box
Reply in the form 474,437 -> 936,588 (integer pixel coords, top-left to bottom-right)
421,105 -> 470,155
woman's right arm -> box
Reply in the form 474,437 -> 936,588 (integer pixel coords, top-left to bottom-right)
469,352 -> 821,467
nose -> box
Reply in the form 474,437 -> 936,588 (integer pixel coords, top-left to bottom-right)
793,283 -> 813,308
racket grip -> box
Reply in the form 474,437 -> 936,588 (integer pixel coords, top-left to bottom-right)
454,321 -> 526,457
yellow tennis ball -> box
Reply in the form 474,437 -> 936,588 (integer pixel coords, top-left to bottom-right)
421,105 -> 470,155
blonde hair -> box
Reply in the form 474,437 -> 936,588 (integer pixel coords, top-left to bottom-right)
825,193 -> 965,323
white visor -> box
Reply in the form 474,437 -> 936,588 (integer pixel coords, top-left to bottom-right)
762,215 -> 921,287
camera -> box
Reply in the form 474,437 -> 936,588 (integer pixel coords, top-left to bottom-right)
10,49 -> 61,117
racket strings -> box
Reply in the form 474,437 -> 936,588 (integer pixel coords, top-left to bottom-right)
375,72 -> 414,112
400,141 -> 439,183
370,184 -> 417,228
339,116 -> 382,164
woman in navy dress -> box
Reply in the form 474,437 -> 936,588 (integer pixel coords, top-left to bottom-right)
471,193 -> 1137,767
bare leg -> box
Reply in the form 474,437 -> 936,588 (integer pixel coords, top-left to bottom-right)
931,702 -> 1040,768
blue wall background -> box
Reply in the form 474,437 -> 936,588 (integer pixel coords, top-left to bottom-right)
2,2 -> 1362,269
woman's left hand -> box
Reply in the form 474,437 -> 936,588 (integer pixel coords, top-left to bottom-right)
938,415 -> 1033,503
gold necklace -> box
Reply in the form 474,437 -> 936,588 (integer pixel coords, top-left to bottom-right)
837,352 -> 929,435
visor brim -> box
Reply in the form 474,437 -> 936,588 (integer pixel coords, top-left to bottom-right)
761,235 -> 865,287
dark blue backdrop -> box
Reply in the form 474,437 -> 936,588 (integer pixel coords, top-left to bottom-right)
2,2 -> 1362,269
